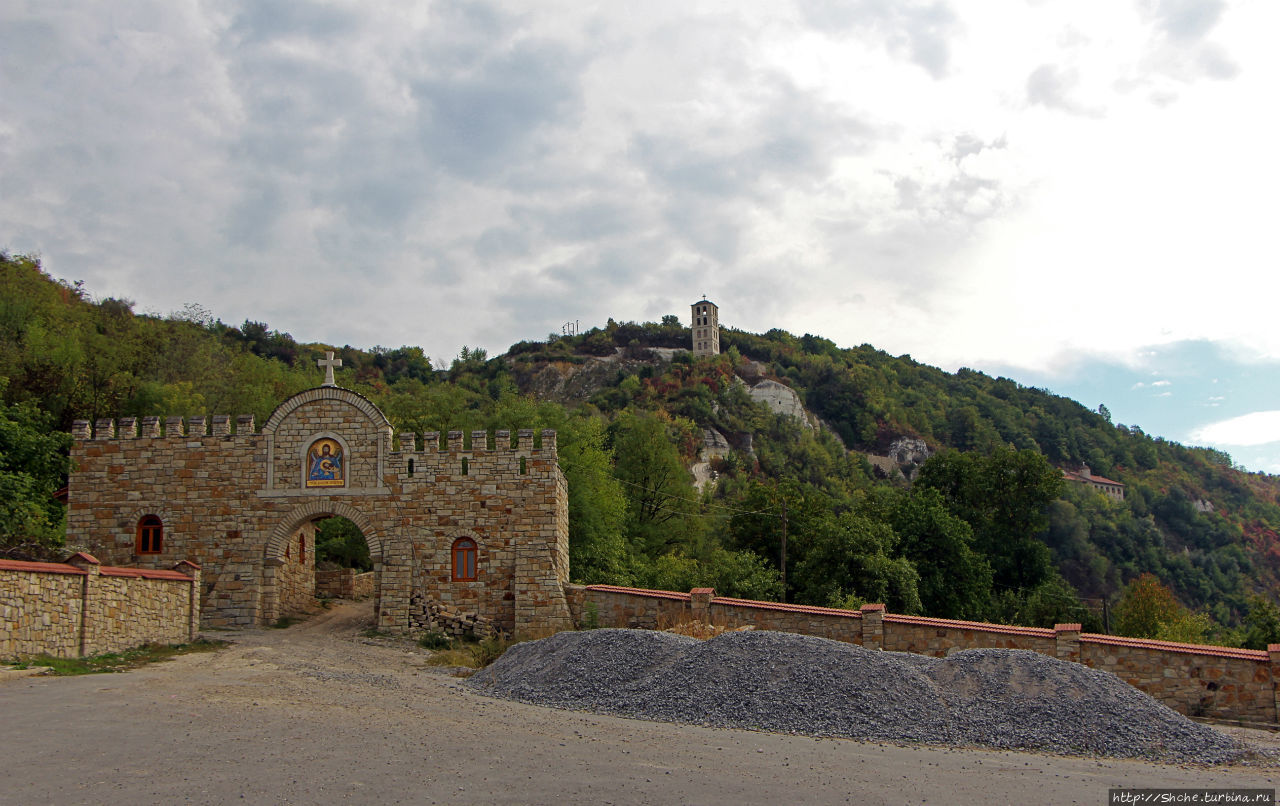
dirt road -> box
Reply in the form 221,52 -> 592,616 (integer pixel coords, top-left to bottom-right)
2,600 -> 1277,805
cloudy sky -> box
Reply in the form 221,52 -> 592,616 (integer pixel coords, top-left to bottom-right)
3,1 -> 1278,469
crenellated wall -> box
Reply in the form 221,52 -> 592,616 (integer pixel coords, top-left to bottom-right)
67,385 -> 573,637
0,553 -> 200,659
570,584 -> 1280,725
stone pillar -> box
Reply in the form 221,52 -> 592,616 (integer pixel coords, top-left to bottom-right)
210,415 -> 231,436
119,417 -> 139,438
860,603 -> 885,650
690,587 -> 714,623
140,416 -> 161,438
71,420 -> 91,440
175,561 -> 202,641
235,414 -> 255,435
187,416 -> 206,436
1054,623 -> 1082,662
1269,644 -> 1280,723
66,552 -> 101,657
165,416 -> 184,436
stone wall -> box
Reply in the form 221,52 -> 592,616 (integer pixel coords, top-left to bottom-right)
277,521 -> 316,615
315,568 -> 375,599
0,553 -> 200,659
1080,634 -> 1278,723
67,386 -> 573,637
574,584 -> 1280,725
0,561 -> 85,658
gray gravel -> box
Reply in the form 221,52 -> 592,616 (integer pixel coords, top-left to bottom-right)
466,628 -> 1243,763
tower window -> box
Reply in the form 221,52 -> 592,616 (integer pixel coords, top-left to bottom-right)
452,537 -> 478,581
136,515 -> 163,554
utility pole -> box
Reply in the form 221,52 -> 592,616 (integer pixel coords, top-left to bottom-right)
1102,597 -> 1111,635
780,497 -> 788,603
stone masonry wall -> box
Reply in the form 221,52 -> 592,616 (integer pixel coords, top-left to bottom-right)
277,521 -> 316,615
881,614 -> 1057,656
575,584 -> 1280,725
0,564 -> 84,658
67,386 -> 573,637
0,553 -> 199,659
1080,635 -> 1277,723
315,568 -> 375,599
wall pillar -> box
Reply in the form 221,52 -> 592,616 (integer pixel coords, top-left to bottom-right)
175,561 -> 202,641
65,552 -> 101,656
690,588 -> 714,623
860,603 -> 885,650
1054,623 -> 1082,662
1269,644 -> 1280,723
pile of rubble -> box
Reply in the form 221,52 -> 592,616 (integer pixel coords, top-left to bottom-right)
409,593 -> 497,640
468,628 -> 1244,763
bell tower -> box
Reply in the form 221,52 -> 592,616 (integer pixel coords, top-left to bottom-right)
691,298 -> 720,357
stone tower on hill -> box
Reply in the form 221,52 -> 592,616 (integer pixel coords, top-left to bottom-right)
691,298 -> 720,356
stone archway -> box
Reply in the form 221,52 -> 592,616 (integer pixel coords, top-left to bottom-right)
260,501 -> 392,626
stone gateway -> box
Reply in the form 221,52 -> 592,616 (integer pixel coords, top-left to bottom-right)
66,381 -> 573,636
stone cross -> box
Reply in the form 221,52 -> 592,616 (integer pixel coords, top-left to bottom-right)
317,351 -> 342,387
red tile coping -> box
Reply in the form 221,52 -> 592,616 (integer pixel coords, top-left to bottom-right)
100,566 -> 195,581
709,597 -> 863,619
690,587 -> 715,596
1080,633 -> 1268,661
883,613 -> 1055,638
0,558 -> 193,581
584,584 -> 691,602
582,585 -> 1273,661
0,559 -> 87,576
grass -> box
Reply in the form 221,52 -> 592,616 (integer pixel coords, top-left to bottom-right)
7,639 -> 227,676
655,611 -> 753,640
423,634 -> 523,674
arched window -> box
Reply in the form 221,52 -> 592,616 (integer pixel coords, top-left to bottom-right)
137,515 -> 163,554
452,537 -> 478,582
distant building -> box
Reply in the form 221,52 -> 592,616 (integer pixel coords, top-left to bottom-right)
1063,465 -> 1125,501
691,298 -> 720,356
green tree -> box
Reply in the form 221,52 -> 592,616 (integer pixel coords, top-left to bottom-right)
1111,573 -> 1211,641
792,512 -> 922,613
314,517 -> 372,570
885,487 -> 993,619
0,398 -> 72,559
609,410 -> 702,557
915,447 -> 1063,591
1240,595 -> 1280,650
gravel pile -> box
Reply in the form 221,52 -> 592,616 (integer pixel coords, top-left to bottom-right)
466,628 -> 1242,762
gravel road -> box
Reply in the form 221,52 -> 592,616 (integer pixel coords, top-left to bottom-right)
2,600 -> 1277,805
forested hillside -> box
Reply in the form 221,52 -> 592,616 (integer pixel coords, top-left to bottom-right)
4,253 -> 1279,648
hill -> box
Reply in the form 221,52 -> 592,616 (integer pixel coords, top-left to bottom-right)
4,252 -> 1279,646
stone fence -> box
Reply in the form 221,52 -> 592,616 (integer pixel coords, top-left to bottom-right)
315,568 -> 376,600
567,584 -> 1280,725
0,552 -> 201,659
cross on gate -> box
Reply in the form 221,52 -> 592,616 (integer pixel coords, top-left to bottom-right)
317,351 -> 342,386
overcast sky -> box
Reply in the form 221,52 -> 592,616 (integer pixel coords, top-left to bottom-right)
4,1 -> 1279,469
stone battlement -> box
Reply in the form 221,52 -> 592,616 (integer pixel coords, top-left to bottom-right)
71,420 -> 559,461
388,429 -> 559,480
73,415 -> 259,439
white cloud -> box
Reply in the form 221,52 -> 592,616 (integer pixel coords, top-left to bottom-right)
1,0 -> 1278,389
1191,411 -> 1280,447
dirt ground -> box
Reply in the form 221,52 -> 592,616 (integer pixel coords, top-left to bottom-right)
3,600 -> 1278,806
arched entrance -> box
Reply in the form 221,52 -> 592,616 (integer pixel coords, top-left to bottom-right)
260,501 -> 386,626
